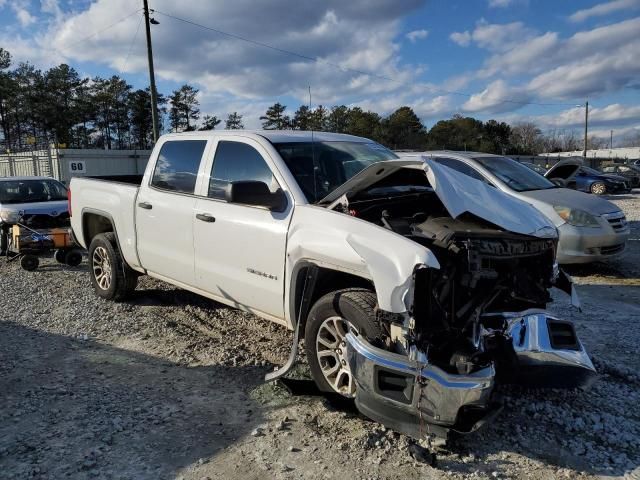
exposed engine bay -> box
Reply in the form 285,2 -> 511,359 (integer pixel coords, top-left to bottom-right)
332,164 -> 596,441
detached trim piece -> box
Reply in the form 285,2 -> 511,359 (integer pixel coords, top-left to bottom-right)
264,265 -> 318,382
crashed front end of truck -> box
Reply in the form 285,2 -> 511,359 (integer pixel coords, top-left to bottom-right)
330,159 -> 596,441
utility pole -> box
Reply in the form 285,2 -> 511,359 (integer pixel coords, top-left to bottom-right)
583,101 -> 589,158
143,0 -> 159,143
610,130 -> 613,149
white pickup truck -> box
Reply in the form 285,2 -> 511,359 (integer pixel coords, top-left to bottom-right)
70,130 -> 595,441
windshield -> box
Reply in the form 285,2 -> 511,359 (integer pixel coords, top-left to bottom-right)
474,156 -> 557,192
0,179 -> 67,204
273,141 -> 398,202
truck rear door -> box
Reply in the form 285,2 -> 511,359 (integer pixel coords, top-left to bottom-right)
192,137 -> 292,321
135,138 -> 209,287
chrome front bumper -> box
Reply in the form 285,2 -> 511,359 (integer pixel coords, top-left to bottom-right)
345,311 -> 596,440
345,333 -> 497,439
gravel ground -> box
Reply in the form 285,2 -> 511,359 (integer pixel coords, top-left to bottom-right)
1,194 -> 639,480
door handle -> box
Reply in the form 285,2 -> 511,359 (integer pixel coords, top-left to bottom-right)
138,202 -> 153,210
196,213 -> 216,223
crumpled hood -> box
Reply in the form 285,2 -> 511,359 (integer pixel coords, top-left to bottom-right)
422,159 -> 557,238
0,200 -> 68,217
321,158 -> 557,238
518,188 -> 620,215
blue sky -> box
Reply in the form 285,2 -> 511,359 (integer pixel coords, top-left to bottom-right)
1,0 -> 639,140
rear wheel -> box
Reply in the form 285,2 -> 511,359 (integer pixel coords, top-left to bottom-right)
305,289 -> 382,397
88,232 -> 138,301
65,249 -> 83,267
54,249 -> 66,264
20,255 -> 39,271
590,182 -> 606,195
0,227 -> 8,255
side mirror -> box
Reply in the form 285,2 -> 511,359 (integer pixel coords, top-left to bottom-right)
550,178 -> 566,187
224,181 -> 287,212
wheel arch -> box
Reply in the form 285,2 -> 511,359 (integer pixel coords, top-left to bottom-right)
82,208 -> 116,248
289,261 -> 375,339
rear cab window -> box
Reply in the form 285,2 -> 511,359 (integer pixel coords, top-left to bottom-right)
151,140 -> 208,194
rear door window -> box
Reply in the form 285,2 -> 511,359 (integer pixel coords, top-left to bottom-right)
151,140 -> 207,194
207,141 -> 278,200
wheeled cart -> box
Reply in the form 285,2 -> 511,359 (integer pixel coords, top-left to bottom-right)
7,224 -> 83,271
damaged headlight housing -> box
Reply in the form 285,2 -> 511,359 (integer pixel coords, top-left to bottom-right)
553,206 -> 600,228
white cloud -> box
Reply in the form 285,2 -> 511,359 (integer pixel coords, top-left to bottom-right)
462,80 -> 531,113
38,0 -> 426,107
569,0 -> 640,22
449,30 -> 471,46
471,19 -> 532,51
14,7 -> 37,27
488,0 -> 513,7
451,19 -> 533,52
502,103 -> 640,136
405,29 -> 429,43
470,17 -> 640,100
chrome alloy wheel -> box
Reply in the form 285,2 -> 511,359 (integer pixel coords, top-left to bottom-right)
92,246 -> 112,291
316,316 -> 358,397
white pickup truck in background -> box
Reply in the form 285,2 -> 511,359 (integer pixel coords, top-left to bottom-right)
69,130 -> 595,441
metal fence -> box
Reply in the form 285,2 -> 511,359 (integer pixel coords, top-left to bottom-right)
0,148 -> 59,179
0,148 -> 152,185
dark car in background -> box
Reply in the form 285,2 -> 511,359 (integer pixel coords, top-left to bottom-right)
545,159 -> 629,195
601,164 -> 640,188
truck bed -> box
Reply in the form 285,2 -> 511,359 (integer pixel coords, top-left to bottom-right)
69,176 -> 141,270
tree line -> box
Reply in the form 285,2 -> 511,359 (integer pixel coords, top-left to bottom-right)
259,102 -> 613,154
0,47 -> 617,154
0,48 -> 243,151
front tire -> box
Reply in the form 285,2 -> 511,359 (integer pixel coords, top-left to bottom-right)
305,289 -> 382,397
590,182 -> 606,195
88,232 -> 138,301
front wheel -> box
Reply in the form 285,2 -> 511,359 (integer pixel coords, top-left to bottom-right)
305,289 -> 382,397
88,232 -> 138,301
590,182 -> 607,195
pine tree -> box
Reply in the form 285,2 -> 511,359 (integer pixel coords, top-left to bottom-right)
225,112 -> 244,129
199,115 -> 221,130
260,103 -> 290,130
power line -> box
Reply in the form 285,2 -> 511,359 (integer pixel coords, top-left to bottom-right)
121,14 -> 143,73
152,8 -> 581,109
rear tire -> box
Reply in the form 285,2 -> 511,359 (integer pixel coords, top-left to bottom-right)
305,288 -> 382,397
65,249 -> 83,267
0,227 -> 8,256
88,232 -> 138,301
54,249 -> 66,264
20,255 -> 39,271
590,182 -> 606,195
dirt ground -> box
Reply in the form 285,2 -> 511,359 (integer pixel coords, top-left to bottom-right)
1,194 -> 639,480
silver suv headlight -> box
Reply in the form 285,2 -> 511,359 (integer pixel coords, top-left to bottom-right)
553,206 -> 600,228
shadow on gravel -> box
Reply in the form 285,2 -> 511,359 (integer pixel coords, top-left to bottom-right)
126,287 -> 229,310
0,322 -> 265,480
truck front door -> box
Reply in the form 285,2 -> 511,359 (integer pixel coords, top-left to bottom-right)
136,139 -> 209,287
193,138 -> 292,321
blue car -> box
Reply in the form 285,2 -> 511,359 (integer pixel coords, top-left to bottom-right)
545,159 -> 629,195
